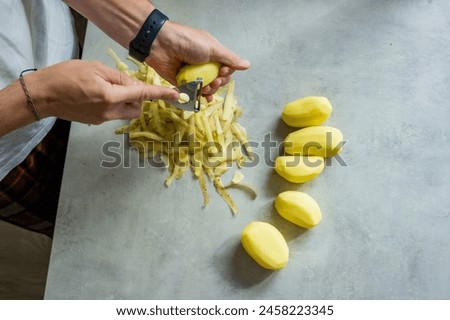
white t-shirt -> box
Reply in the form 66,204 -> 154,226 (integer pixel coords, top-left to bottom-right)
0,0 -> 77,181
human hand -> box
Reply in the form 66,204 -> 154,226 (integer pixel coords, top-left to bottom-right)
29,60 -> 179,125
146,21 -> 250,101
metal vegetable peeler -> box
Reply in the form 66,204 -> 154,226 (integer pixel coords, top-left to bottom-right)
169,78 -> 203,112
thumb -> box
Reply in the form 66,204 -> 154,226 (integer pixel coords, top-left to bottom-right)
210,44 -> 250,71
111,83 -> 180,103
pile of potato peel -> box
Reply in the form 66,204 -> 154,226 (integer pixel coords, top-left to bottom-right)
108,49 -> 256,214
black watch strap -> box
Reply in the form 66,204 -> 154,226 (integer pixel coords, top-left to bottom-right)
129,9 -> 168,62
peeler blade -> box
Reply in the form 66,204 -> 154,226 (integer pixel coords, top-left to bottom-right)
168,78 -> 203,112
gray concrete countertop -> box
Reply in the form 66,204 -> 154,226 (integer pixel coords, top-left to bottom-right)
45,0 -> 450,299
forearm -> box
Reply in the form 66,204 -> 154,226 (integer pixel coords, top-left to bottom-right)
65,0 -> 154,48
0,80 -> 37,137
64,0 -> 249,97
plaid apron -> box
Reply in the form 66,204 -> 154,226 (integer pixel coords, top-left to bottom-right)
0,120 -> 71,238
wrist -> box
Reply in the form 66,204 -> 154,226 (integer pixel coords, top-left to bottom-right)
149,20 -> 177,55
145,20 -> 184,70
21,70 -> 59,119
0,80 -> 37,136
18,69 -> 42,121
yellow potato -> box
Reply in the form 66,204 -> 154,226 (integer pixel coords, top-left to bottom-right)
282,96 -> 332,127
274,191 -> 322,228
284,126 -> 343,158
241,221 -> 289,270
275,156 -> 324,183
176,62 -> 221,86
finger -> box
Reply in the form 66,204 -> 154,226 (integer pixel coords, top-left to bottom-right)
110,84 -> 180,103
204,94 -> 214,103
98,63 -> 142,86
215,75 -> 232,87
202,84 -> 216,95
203,75 -> 232,95
210,44 -> 250,70
125,101 -> 142,109
104,102 -> 142,121
219,66 -> 235,77
203,78 -> 222,94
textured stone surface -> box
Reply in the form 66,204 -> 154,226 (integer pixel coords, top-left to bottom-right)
45,0 -> 450,299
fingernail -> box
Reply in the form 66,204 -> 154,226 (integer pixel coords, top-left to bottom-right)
242,59 -> 251,68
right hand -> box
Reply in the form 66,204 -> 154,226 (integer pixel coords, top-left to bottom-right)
28,60 -> 179,125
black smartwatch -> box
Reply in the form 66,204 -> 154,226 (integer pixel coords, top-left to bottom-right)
129,9 -> 168,62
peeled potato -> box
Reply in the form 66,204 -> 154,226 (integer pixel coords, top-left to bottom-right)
275,156 -> 324,183
284,126 -> 343,158
282,96 -> 332,127
176,62 -> 221,86
274,191 -> 322,228
241,221 -> 289,270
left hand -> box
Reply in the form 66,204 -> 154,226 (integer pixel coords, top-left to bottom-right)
145,21 -> 250,101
